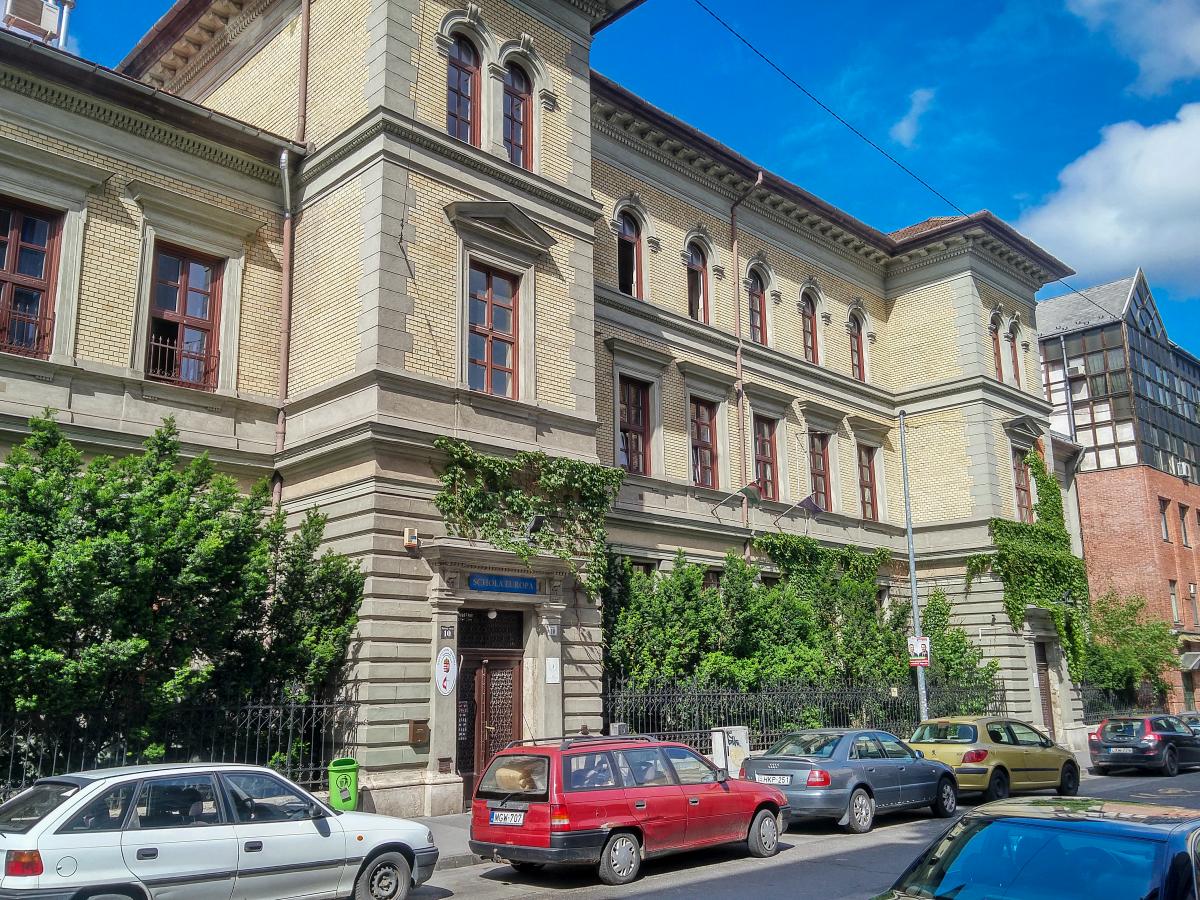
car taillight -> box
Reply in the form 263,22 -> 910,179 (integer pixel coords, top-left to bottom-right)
550,805 -> 570,830
738,763 -> 746,778
1144,731 -> 1160,744
961,749 -> 989,764
806,769 -> 831,787
1088,728 -> 1100,742
5,850 -> 43,877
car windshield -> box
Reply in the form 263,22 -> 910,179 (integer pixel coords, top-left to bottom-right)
892,817 -> 1163,899
0,781 -> 81,834
1102,719 -> 1147,740
766,733 -> 842,758
476,754 -> 550,802
911,723 -> 978,743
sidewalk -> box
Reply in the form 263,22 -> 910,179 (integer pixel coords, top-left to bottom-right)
414,812 -> 479,871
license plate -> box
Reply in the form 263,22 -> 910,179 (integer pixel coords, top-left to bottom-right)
755,774 -> 791,785
1110,747 -> 1134,754
490,810 -> 525,825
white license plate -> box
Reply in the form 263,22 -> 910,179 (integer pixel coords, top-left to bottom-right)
490,810 -> 525,825
755,774 -> 791,785
1110,747 -> 1134,754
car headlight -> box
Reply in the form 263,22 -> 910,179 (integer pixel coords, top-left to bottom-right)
426,829 -> 435,845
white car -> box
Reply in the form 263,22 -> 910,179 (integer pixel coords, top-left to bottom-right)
0,763 -> 438,900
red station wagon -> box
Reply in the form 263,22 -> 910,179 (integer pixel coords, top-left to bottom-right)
467,735 -> 790,885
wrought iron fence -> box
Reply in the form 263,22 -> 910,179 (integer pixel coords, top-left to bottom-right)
1078,683 -> 1166,725
0,698 -> 360,799
606,678 -> 1006,752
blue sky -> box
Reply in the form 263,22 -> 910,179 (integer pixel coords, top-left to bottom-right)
72,0 -> 1199,343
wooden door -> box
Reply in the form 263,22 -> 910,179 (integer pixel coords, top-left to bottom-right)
458,654 -> 522,808
1035,643 -> 1056,737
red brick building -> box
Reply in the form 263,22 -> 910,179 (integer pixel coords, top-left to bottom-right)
1039,271 -> 1200,709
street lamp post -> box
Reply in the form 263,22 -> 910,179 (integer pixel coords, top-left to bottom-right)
899,409 -> 928,720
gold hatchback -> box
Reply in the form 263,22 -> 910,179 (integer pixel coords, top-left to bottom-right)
907,716 -> 1079,800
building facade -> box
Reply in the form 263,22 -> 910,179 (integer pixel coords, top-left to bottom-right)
1,0 -> 1084,817
1038,272 -> 1200,709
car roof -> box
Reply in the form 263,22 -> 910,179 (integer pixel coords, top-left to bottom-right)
34,762 -> 277,784
917,716 -> 1004,726
971,797 -> 1200,835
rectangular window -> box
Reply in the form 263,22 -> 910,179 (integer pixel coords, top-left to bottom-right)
809,432 -> 830,511
1170,581 -> 1180,624
467,261 -> 518,399
1013,450 -> 1034,524
0,198 -> 61,359
1190,584 -> 1198,624
618,376 -> 650,476
147,244 -> 221,390
1182,506 -> 1191,547
1161,498 -> 1172,542
753,415 -> 778,501
689,397 -> 718,489
857,444 -> 878,521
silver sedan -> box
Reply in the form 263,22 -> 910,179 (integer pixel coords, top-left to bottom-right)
739,729 -> 958,833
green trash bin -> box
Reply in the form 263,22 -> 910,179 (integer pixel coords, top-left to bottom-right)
328,757 -> 359,811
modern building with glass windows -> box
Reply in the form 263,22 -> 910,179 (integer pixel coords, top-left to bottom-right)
1038,271 -> 1200,708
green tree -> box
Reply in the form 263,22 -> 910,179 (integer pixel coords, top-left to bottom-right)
1081,591 -> 1178,694
922,589 -> 998,687
0,414 -> 363,747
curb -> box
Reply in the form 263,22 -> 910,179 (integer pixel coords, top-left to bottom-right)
435,852 -> 485,872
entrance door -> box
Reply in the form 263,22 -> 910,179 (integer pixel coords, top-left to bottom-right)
458,656 -> 523,807
1035,643 -> 1056,737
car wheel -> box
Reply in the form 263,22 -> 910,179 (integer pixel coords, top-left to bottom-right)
983,769 -> 1010,803
843,788 -> 875,834
1162,748 -> 1179,777
931,777 -> 958,817
598,831 -> 642,886
1057,762 -> 1080,796
747,808 -> 780,857
510,861 -> 545,874
354,851 -> 411,900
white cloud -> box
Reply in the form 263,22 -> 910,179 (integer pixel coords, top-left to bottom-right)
889,88 -> 935,148
1068,0 -> 1200,93
63,33 -> 83,57
1018,103 -> 1200,292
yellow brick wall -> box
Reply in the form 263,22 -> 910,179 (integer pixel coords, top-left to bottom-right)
888,280 -> 964,389
899,409 -> 974,523
403,171 -> 580,407
305,0 -> 372,146
592,159 -> 893,390
412,0 -> 578,185
290,178 -> 365,394
0,123 -> 282,397
977,281 -> 1040,396
203,12 -> 302,139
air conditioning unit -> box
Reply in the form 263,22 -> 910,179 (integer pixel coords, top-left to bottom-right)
3,0 -> 59,40
1066,364 -> 1086,378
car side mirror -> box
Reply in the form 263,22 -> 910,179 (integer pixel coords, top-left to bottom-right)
715,768 -> 729,783
307,802 -> 326,819
913,749 -> 924,759
1041,739 -> 1054,748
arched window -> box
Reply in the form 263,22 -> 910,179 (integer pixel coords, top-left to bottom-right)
502,63 -> 532,169
990,314 -> 1004,382
801,292 -> 818,363
686,242 -> 707,322
446,35 -> 480,146
849,313 -> 866,381
747,269 -> 767,345
616,212 -> 642,298
1008,323 -> 1021,386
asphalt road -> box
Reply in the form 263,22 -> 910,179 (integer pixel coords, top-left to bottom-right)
413,767 -> 1200,899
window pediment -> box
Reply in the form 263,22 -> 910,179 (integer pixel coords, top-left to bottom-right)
126,180 -> 266,253
0,136 -> 112,208
604,336 -> 673,374
796,397 -> 845,432
847,413 -> 890,445
445,201 -> 556,260
1004,414 -> 1043,450
677,359 -> 736,396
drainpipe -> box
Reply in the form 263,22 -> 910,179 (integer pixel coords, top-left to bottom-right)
271,0 -> 312,507
730,171 -> 763,532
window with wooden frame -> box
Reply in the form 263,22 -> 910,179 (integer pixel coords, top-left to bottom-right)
618,375 -> 651,476
753,415 -> 779,501
146,244 -> 222,390
857,444 -> 878,521
0,198 -> 61,359
502,62 -> 532,169
1182,505 -> 1192,547
446,35 -> 480,146
809,432 -> 830,511
1161,498 -> 1172,542
1013,449 -> 1034,523
467,261 -> 518,399
685,242 -> 707,323
849,314 -> 866,381
616,212 -> 641,298
990,315 -> 1004,381
747,269 -> 767,345
1007,324 -> 1021,386
801,292 -> 818,363
689,397 -> 718,489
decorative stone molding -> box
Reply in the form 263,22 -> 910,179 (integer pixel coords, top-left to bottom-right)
158,0 -> 275,95
770,290 -> 782,305
603,336 -> 673,372
444,200 -> 556,260
1003,414 -> 1044,451
435,4 -> 494,57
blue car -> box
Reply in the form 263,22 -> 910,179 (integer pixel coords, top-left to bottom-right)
875,797 -> 1200,899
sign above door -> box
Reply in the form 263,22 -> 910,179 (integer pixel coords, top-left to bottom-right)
467,573 -> 538,594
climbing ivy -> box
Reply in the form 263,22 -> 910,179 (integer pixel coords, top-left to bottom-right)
431,437 -> 624,596
966,451 -> 1089,675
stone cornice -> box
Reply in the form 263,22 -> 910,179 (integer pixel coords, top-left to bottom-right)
886,231 -> 1047,293
158,0 -> 276,93
0,64 -> 284,184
